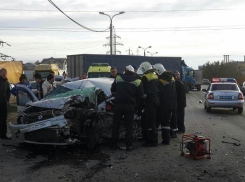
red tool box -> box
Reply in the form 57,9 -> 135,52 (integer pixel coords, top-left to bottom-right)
181,134 -> 211,160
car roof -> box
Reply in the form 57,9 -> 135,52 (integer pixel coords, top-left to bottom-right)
211,82 -> 237,85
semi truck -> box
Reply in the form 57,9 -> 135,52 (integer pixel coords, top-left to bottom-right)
182,61 -> 203,92
67,54 -> 202,92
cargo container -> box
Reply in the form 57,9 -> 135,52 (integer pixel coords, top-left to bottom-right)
67,54 -> 183,78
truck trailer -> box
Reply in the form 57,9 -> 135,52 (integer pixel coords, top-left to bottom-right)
67,54 -> 183,78
67,54 -> 201,92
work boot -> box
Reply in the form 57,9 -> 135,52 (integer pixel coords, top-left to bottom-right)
177,131 -> 185,134
162,129 -> 170,145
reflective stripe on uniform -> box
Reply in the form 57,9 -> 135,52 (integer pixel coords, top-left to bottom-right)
159,79 -> 168,85
116,75 -> 141,87
172,128 -> 178,131
161,126 -> 171,130
159,77 -> 175,86
143,72 -> 158,81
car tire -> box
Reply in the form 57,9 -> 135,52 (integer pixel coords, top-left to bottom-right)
206,106 -> 211,113
238,108 -> 243,114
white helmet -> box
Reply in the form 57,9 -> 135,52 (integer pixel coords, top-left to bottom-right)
139,62 -> 152,73
125,65 -> 134,72
153,63 -> 166,75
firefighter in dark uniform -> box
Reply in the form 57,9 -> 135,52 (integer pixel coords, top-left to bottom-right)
0,68 -> 11,139
139,62 -> 160,147
111,65 -> 144,151
153,64 -> 177,145
174,71 -> 187,133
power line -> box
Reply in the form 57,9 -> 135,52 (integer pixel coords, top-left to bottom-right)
1,27 -> 245,32
0,8 -> 240,12
2,25 -> 245,30
47,0 -> 109,32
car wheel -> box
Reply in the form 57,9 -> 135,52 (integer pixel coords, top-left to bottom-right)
238,108 -> 243,114
206,107 -> 211,113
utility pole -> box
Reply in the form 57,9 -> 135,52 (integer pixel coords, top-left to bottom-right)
99,12 -> 125,55
138,46 -> 152,56
104,26 -> 123,55
126,48 -> 132,55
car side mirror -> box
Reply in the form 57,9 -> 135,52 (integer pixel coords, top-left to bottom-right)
202,89 -> 207,92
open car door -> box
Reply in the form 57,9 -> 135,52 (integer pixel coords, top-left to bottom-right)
16,84 -> 38,113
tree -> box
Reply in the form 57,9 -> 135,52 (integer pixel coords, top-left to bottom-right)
203,61 -> 241,81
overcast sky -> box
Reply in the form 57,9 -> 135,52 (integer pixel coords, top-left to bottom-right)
1,0 -> 245,69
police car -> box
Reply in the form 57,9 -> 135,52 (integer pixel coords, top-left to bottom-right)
202,78 -> 244,113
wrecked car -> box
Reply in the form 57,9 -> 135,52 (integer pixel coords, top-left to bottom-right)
10,78 -> 142,150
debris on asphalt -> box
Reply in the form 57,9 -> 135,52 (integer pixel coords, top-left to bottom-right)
204,170 -> 208,173
58,175 -> 66,179
231,137 -> 241,142
118,154 -> 127,160
119,147 -> 126,151
222,141 -> 241,146
134,173 -> 138,178
199,100 -> 203,103
197,176 -> 204,180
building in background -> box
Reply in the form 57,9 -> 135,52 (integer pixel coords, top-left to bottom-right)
23,62 -> 36,81
41,57 -> 67,75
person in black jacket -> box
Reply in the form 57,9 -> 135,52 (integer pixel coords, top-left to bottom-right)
174,71 -> 187,133
153,64 -> 177,145
108,67 -> 117,78
111,65 -> 144,151
0,68 -> 11,139
34,73 -> 44,100
139,62 -> 160,147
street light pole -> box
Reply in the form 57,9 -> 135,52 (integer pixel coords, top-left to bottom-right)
99,12 -> 125,55
138,46 -> 152,56
147,51 -> 158,57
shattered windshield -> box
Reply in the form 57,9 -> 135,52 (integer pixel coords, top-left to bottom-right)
44,86 -> 71,99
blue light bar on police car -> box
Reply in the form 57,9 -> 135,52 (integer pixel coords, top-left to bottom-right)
211,78 -> 237,83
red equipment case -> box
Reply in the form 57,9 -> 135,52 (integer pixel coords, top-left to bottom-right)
181,134 -> 211,159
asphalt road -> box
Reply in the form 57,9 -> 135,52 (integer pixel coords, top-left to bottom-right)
1,86 -> 245,182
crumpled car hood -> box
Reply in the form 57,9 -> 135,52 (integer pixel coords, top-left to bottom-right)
27,95 -> 87,109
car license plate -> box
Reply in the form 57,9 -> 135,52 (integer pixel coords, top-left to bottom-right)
220,96 -> 232,99
28,121 -> 51,131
